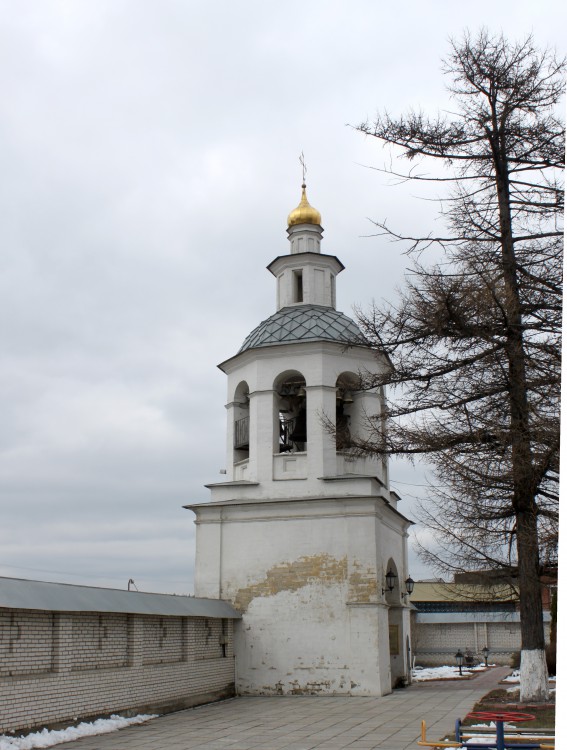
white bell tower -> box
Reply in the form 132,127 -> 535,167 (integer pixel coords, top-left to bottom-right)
187,181 -> 413,697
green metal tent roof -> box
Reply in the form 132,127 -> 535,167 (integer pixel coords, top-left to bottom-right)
239,305 -> 367,353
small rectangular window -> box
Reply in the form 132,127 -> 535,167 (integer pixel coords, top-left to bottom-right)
294,270 -> 303,303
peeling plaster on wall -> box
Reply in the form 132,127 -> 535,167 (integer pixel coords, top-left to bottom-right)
289,679 -> 332,695
260,679 -> 332,696
348,560 -> 379,603
232,554 -> 348,612
233,576 -> 387,696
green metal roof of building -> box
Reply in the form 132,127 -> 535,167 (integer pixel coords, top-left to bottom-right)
411,581 -> 518,603
0,576 -> 241,618
239,305 -> 367,353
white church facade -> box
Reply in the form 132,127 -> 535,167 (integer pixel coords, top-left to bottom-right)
187,183 -> 413,696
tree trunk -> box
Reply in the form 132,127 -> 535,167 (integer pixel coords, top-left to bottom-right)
516,510 -> 549,701
492,122 -> 549,702
356,31 -> 563,703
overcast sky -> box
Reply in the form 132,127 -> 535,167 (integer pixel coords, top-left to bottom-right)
1,1 -> 564,595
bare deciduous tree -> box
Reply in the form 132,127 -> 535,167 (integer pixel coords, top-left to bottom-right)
354,30 -> 564,702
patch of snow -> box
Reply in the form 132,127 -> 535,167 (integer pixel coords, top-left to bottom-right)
412,664 -> 486,681
0,714 -> 157,750
463,722 -> 552,744
464,738 -> 500,746
469,723 -> 517,730
464,730 -> 551,744
502,669 -> 521,683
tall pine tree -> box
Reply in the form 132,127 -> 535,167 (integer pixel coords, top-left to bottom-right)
355,30 -> 563,701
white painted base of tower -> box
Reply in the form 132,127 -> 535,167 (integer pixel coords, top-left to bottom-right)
189,492 -> 412,697
234,587 -> 387,696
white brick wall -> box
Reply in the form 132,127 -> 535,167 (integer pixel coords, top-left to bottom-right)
70,613 -> 129,671
142,615 -> 183,665
412,619 -> 550,666
0,609 -> 235,734
0,609 -> 53,677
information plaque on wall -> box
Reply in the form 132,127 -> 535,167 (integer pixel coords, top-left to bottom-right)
389,624 -> 400,655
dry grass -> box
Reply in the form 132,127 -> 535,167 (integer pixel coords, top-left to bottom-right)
462,688 -> 556,730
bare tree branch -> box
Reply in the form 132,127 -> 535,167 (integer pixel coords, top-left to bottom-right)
354,30 -> 563,702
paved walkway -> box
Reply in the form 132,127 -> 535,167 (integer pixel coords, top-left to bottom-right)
55,668 -> 510,750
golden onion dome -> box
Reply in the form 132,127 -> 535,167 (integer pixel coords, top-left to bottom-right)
287,183 -> 322,227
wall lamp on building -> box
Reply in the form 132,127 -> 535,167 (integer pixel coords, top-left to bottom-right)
401,576 -> 415,602
455,649 -> 464,676
482,646 -> 490,667
382,568 -> 397,595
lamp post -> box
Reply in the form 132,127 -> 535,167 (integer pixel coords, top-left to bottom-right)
482,646 -> 490,667
455,649 -> 464,676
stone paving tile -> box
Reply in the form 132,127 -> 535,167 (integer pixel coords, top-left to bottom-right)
46,671 -> 510,750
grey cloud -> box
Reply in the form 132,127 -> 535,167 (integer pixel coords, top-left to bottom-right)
1,0 -> 564,593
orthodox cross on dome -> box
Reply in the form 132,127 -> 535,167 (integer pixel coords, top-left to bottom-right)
287,153 -> 321,228
299,151 -> 307,186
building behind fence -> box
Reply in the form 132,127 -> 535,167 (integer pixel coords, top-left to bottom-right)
410,581 -> 551,667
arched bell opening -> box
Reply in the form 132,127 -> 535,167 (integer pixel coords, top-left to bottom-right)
274,371 -> 307,453
233,380 -> 250,465
335,372 -> 359,451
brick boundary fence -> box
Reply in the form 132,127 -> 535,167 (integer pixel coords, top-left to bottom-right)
0,606 -> 236,734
